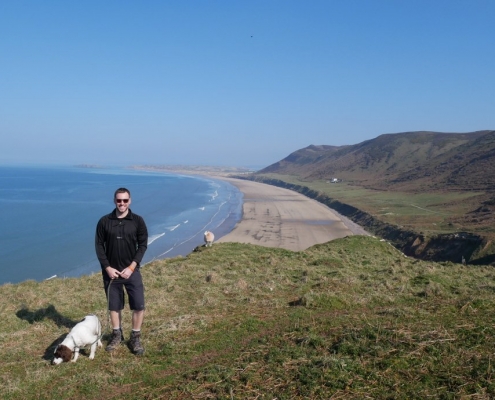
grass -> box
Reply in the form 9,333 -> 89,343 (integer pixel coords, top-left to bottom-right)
256,173 -> 489,236
2,236 -> 495,399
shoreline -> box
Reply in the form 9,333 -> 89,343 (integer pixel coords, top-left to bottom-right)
131,167 -> 370,253
214,177 -> 369,251
0,166 -> 367,286
126,166 -> 370,253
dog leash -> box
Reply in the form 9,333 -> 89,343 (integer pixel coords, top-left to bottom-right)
69,277 -> 116,354
103,277 -> 127,336
75,278 -> 120,351
72,278 -> 118,354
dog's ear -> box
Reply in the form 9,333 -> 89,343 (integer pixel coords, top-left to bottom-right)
54,345 -> 72,363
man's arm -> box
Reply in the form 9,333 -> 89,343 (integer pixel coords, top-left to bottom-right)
95,218 -> 110,270
132,216 -> 148,266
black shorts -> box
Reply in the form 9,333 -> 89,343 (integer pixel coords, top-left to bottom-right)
103,269 -> 145,311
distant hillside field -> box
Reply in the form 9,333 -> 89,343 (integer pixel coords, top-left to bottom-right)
254,131 -> 495,265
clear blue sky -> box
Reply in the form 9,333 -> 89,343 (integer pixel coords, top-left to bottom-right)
1,1 -> 494,168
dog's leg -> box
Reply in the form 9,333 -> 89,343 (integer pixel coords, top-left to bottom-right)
89,342 -> 97,360
72,348 -> 80,362
97,339 -> 102,348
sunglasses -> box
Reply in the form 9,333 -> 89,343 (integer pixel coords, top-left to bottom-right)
115,198 -> 130,203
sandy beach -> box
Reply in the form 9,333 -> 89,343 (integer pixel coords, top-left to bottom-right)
217,177 -> 369,251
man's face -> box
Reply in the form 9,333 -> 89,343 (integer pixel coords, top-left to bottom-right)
114,192 -> 131,213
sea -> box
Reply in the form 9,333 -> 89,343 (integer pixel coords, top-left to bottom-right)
0,165 -> 243,285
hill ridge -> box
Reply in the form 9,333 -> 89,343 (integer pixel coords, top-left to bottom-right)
261,130 -> 495,191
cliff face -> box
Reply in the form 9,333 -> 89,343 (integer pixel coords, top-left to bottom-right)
239,176 -> 490,265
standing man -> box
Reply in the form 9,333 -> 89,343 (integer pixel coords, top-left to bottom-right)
95,187 -> 148,355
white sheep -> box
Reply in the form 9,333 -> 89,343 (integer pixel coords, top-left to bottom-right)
204,231 -> 215,247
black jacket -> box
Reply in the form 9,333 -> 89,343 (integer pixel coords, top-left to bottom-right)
95,209 -> 148,272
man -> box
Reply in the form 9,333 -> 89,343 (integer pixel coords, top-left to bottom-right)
95,187 -> 148,355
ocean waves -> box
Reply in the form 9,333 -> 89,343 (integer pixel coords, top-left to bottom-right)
0,166 -> 242,285
148,232 -> 165,245
142,190 -> 240,265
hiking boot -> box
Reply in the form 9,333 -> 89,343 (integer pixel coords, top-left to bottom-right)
128,330 -> 145,355
105,328 -> 124,352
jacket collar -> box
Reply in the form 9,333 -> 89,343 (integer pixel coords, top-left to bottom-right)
110,208 -> 133,220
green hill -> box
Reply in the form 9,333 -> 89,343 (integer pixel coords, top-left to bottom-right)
253,131 -> 495,265
2,238 -> 495,399
260,130 -> 495,191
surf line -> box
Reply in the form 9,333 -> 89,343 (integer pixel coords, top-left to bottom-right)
153,198 -> 229,260
148,232 -> 165,245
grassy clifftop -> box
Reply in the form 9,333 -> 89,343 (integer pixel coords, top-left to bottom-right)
2,237 -> 495,399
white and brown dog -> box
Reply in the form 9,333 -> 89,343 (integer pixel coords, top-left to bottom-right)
52,314 -> 102,364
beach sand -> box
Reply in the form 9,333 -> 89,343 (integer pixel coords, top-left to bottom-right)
217,177 -> 369,251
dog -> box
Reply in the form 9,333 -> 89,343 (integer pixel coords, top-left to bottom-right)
204,230 -> 215,247
52,314 -> 102,364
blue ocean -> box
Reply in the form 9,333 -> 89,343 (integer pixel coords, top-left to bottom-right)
0,165 -> 243,285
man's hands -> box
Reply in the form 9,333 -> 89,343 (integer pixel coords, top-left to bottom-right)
120,267 -> 134,279
106,266 -> 134,279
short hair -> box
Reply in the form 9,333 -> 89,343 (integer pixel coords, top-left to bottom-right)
114,187 -> 131,199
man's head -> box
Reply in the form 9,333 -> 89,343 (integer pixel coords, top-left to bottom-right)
114,188 -> 131,215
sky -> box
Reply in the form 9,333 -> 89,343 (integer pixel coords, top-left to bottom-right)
1,1 -> 494,169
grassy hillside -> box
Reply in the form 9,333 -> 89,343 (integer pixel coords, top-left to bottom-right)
2,237 -> 495,399
245,173 -> 495,264
260,130 -> 495,191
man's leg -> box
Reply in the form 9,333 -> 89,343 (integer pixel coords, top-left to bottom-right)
110,310 -> 122,329
127,271 -> 146,355
105,278 -> 125,352
129,310 -> 145,355
132,309 -> 144,330
106,311 -> 125,352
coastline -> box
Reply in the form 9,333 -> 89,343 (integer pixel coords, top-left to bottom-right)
0,165 -> 367,286
214,177 -> 369,251
0,166 -> 242,285
130,166 -> 370,252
